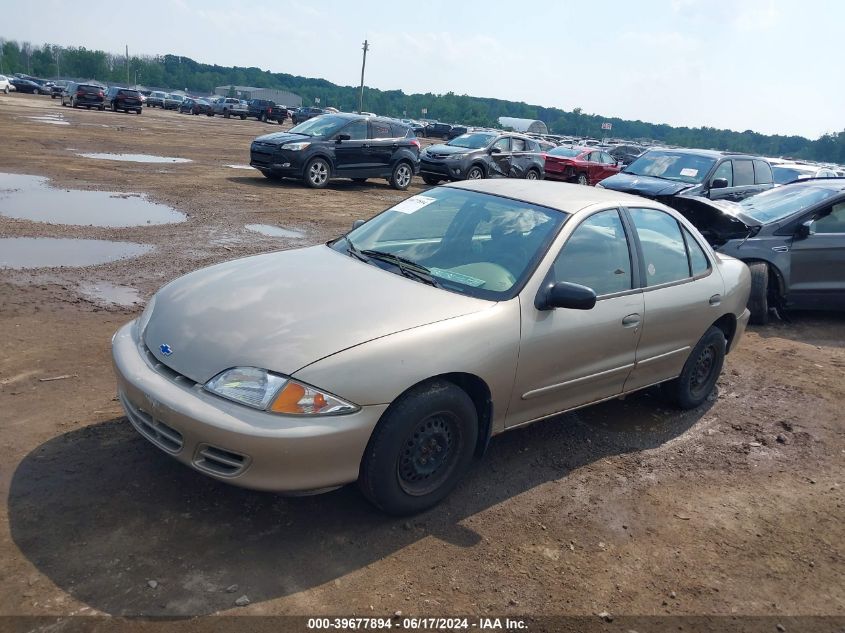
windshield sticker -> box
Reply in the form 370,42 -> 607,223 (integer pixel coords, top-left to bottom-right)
429,267 -> 486,287
680,168 -> 699,177
391,195 -> 437,215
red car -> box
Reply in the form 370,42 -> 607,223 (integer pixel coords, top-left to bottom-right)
544,147 -> 621,186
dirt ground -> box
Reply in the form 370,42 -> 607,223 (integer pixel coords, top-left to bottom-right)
0,92 -> 843,627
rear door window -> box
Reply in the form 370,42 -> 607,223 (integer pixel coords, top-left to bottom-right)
733,160 -> 755,186
628,208 -> 691,285
512,138 -> 526,152
753,160 -> 773,185
369,120 -> 392,139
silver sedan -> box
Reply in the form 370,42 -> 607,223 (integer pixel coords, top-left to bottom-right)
113,180 -> 751,515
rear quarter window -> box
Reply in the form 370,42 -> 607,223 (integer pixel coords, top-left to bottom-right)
753,160 -> 773,185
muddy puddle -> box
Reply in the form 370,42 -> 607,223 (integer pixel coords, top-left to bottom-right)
244,224 -> 304,238
27,114 -> 69,126
0,238 -> 152,269
78,281 -> 142,307
0,173 -> 185,227
76,153 -> 192,164
225,164 -> 253,170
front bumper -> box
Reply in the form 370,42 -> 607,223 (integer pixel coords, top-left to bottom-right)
112,322 -> 386,492
420,158 -> 465,180
250,146 -> 305,176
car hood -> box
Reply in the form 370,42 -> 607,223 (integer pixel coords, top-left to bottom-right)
143,245 -> 491,384
252,131 -> 313,146
600,172 -> 694,197
424,144 -> 475,157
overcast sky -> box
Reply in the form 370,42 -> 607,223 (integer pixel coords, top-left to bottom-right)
1,0 -> 841,138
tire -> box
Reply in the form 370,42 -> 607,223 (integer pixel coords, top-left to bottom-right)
72,99 -> 77,109
525,168 -> 541,180
240,114 -> 246,120
465,165 -> 485,180
747,262 -> 770,325
136,109 -> 142,115
358,380 -> 478,515
303,157 -> 330,189
422,175 -> 441,186
112,102 -> 117,112
260,113 -> 267,123
664,326 -> 726,410
352,178 -> 368,184
99,105 -> 105,111
389,161 -> 413,190
577,172 -> 589,186
224,110 -> 230,119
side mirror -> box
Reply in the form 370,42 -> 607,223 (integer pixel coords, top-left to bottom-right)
335,134 -> 351,143
711,177 -> 729,189
535,281 -> 597,311
352,219 -> 366,230
490,147 -> 502,155
795,219 -> 814,240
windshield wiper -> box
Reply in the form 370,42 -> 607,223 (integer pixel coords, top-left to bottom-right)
345,239 -> 369,262
360,249 -> 441,288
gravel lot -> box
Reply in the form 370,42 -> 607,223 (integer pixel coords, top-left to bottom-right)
0,92 -> 843,625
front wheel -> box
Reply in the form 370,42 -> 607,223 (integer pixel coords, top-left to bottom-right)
747,261 -> 770,325
664,326 -> 726,409
389,162 -> 413,190
465,165 -> 485,180
240,114 -> 246,120
358,380 -> 478,515
422,175 -> 441,186
224,110 -> 230,119
304,157 -> 330,188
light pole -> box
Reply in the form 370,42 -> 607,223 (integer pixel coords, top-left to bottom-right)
358,39 -> 369,114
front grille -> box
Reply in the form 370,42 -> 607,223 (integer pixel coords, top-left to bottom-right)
193,444 -> 248,477
121,392 -> 184,453
141,344 -> 196,387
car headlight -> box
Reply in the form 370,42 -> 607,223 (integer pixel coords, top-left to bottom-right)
445,154 -> 463,160
137,294 -> 156,336
281,142 -> 310,151
204,367 -> 358,416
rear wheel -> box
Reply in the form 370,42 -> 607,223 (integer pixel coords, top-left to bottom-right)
525,168 -> 541,180
466,165 -> 485,180
577,172 -> 589,186
240,114 -> 246,120
358,380 -> 478,515
422,175 -> 441,186
136,109 -> 142,115
112,102 -> 118,112
389,161 -> 413,190
260,113 -> 267,122
748,261 -> 771,325
304,157 -> 330,189
224,110 -> 230,119
664,326 -> 726,409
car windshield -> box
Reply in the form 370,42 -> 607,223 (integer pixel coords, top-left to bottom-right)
772,166 -> 815,185
739,184 -> 839,224
289,115 -> 350,137
548,147 -> 582,158
624,151 -> 716,184
332,187 -> 568,300
447,133 -> 496,149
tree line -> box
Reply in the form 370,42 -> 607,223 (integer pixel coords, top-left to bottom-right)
2,39 -> 843,164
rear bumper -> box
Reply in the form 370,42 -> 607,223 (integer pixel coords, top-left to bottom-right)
730,308 -> 751,352
112,321 -> 385,493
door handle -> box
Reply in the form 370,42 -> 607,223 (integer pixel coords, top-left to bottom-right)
362,144 -> 370,148
622,313 -> 641,327
709,294 -> 722,306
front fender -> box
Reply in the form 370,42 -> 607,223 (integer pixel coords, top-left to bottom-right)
292,300 -> 521,434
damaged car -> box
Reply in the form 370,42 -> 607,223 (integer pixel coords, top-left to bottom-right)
420,132 -> 545,185
598,148 -> 775,203
668,178 -> 845,324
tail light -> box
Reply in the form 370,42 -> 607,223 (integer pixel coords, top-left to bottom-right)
76,90 -> 85,96
410,139 -> 421,149
98,91 -> 104,97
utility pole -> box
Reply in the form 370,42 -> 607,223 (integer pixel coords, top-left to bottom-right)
126,45 -> 130,86
358,39 -> 369,114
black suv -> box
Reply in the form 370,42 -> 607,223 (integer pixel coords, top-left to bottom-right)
248,99 -> 288,124
61,83 -> 105,110
420,131 -> 545,184
291,106 -> 326,125
250,114 -> 420,190
422,122 -> 452,139
105,87 -> 143,114
598,148 -> 775,204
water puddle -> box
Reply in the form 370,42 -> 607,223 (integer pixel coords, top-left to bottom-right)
225,164 -> 253,170
27,115 -> 69,126
79,281 -> 141,307
0,238 -> 152,270
77,153 -> 192,164
0,173 -> 186,227
245,224 -> 304,238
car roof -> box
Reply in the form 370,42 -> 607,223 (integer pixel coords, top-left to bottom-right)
443,179 -> 666,214
643,147 -> 763,160
776,178 -> 845,192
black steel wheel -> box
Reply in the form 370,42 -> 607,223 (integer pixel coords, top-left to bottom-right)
664,326 -> 726,409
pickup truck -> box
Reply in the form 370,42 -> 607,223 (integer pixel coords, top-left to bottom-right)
248,98 -> 288,124
211,97 -> 248,119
